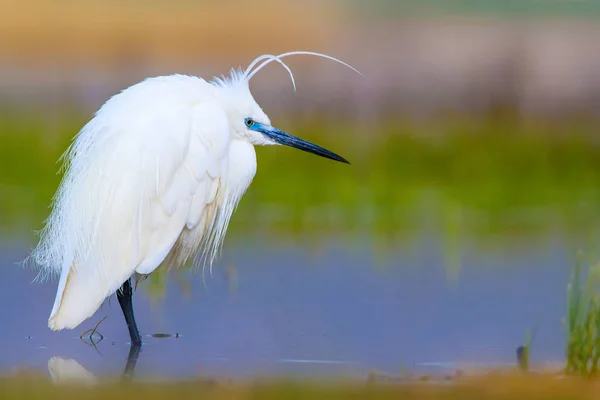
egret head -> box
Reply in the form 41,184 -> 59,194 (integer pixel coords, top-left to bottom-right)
211,51 -> 362,164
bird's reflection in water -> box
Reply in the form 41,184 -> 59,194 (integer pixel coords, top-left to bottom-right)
47,356 -> 97,385
48,343 -> 142,385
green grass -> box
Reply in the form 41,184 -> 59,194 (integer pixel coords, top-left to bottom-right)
565,254 -> 600,376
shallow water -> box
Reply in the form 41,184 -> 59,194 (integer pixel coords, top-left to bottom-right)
0,231 -> 573,382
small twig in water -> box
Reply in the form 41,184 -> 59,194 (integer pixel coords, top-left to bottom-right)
84,336 -> 104,356
79,316 -> 108,342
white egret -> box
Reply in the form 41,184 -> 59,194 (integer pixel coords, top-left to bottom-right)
31,51 -> 361,345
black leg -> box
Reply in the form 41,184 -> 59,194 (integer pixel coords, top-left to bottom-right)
117,278 -> 142,345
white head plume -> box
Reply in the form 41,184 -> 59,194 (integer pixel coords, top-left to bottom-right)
211,51 -> 363,91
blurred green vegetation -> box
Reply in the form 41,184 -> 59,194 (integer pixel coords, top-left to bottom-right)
1,373 -> 599,399
3,109 -> 600,250
348,0 -> 600,17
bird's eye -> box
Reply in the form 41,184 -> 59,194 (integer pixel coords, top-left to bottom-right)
245,118 -> 254,128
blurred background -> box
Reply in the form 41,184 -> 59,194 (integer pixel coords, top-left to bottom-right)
2,0 -> 600,382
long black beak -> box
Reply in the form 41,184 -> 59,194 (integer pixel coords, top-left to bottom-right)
259,125 -> 349,164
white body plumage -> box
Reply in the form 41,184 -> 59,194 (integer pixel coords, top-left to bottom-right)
30,52 -> 360,333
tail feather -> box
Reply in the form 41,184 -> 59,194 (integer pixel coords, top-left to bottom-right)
48,261 -> 73,323
48,263 -> 129,331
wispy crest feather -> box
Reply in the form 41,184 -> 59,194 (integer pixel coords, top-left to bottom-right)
210,50 -> 362,92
